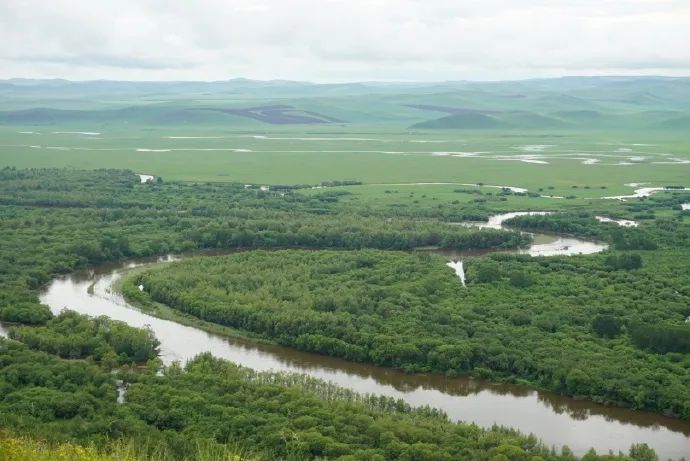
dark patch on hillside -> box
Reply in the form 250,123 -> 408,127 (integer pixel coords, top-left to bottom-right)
0,105 -> 344,125
199,105 -> 344,124
0,108 -> 86,124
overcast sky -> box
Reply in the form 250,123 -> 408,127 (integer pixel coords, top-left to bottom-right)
1,0 -> 689,82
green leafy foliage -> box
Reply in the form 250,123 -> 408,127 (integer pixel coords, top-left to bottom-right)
604,254 -> 642,270
8,310 -> 159,365
503,213 -> 683,250
0,341 -> 652,461
591,315 -> 622,338
0,302 -> 52,325
0,168 -> 688,459
133,248 -> 690,418
629,323 -> 690,354
0,168 -> 527,306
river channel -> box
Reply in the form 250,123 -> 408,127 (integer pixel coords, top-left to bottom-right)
5,213 -> 690,458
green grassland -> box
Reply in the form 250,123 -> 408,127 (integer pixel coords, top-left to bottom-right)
1,127 -> 688,198
1,77 -> 689,198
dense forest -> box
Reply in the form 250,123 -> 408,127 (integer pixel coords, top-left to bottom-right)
0,341 -> 663,461
128,248 -> 690,418
0,167 -> 527,309
0,167 -> 688,460
7,310 -> 160,366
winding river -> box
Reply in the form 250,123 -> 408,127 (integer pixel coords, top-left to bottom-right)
4,214 -> 689,458
455,211 -> 608,257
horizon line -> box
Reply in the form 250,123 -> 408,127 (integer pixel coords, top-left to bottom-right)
3,75 -> 690,86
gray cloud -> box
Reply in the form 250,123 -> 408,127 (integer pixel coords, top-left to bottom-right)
5,53 -> 197,70
1,0 -> 689,81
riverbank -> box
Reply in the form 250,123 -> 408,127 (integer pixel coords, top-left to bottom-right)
38,251 -> 690,459
115,263 -> 276,349
42,250 -> 690,458
3,168 -> 689,460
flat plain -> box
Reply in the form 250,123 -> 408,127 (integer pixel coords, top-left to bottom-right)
2,78 -> 689,200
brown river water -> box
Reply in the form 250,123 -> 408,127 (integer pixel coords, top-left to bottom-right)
2,214 -> 689,458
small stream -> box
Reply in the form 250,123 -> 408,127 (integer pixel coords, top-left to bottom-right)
454,211 -> 609,257
441,212 -> 608,284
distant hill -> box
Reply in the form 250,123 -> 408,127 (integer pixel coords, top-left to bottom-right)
498,112 -> 569,129
0,105 -> 342,126
552,110 -> 603,120
653,115 -> 690,130
411,112 -> 508,129
2,76 -> 690,129
198,105 -> 344,124
407,104 -> 572,130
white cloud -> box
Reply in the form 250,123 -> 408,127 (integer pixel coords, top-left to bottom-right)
1,0 -> 689,81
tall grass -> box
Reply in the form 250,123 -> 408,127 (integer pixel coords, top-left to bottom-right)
0,434 -> 261,461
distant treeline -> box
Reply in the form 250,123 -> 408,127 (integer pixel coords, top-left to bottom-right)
504,211 -> 689,249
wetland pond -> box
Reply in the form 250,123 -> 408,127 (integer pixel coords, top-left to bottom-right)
4,213 -> 688,458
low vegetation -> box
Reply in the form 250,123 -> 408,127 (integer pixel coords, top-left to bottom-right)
0,432 -> 256,461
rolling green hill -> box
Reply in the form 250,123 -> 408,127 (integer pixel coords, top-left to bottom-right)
2,76 -> 689,130
411,112 -> 509,129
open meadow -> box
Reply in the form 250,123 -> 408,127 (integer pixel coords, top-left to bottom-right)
2,78 -> 689,199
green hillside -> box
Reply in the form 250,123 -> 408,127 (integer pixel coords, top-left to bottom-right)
411,112 -> 508,129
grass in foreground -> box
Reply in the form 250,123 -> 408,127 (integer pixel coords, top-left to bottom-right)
0,434 -> 258,461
